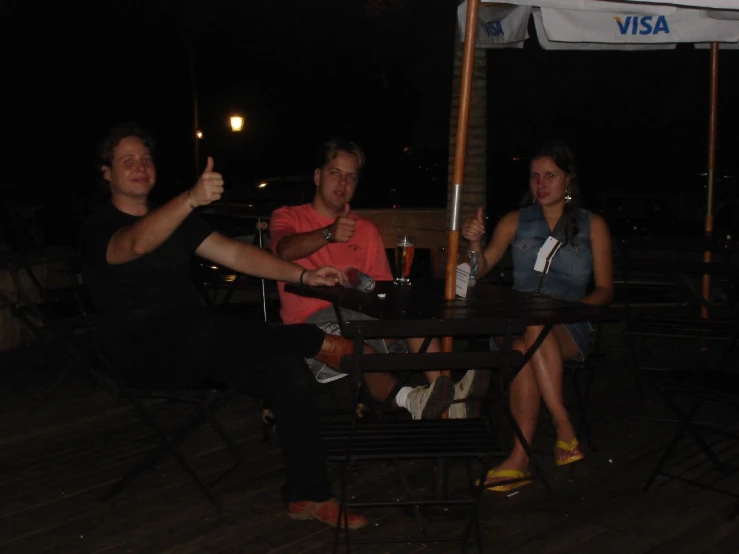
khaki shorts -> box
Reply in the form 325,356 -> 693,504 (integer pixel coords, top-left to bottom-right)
305,306 -> 408,383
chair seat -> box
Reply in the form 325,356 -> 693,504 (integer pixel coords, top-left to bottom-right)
322,419 -> 501,461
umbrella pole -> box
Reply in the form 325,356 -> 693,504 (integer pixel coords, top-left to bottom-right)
443,0 -> 480,353
702,42 -> 719,319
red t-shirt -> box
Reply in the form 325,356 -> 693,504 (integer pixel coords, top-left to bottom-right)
270,203 -> 393,324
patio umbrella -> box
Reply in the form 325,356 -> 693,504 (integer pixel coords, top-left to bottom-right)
447,0 -> 739,319
440,0 -> 481,353
637,0 -> 739,8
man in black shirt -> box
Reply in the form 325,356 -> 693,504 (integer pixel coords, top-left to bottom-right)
80,122 -> 367,530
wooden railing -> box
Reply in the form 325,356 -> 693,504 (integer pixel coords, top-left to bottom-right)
353,208 -> 448,278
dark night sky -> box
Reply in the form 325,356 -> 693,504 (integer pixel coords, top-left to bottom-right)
2,0 -> 738,240
1,1 -> 457,205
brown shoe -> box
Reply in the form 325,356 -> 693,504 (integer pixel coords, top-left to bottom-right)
287,499 -> 368,529
314,334 -> 355,370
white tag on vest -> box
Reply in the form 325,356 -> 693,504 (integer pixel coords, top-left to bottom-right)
534,236 -> 562,274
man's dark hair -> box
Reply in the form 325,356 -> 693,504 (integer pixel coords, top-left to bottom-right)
97,122 -> 155,172
315,138 -> 365,170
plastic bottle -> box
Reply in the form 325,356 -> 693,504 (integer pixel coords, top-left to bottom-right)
345,267 -> 376,292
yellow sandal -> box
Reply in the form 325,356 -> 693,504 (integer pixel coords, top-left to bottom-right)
554,437 -> 585,466
476,468 -> 532,492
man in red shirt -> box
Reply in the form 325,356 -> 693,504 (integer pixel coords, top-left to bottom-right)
270,138 -> 487,419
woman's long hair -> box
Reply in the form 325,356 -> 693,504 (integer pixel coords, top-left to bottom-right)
520,141 -> 581,246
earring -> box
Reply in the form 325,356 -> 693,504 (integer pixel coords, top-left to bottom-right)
564,189 -> 572,203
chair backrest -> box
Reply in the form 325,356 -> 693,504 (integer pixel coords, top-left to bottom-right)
1,243 -> 51,329
1,242 -> 89,319
615,235 -> 739,317
191,218 -> 281,320
619,236 -> 738,256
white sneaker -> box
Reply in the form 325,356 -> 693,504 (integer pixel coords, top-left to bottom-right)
448,370 -> 491,419
406,375 -> 455,420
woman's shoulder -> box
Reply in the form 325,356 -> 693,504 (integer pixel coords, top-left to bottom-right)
517,204 -> 537,218
499,210 -> 520,230
582,208 -> 603,225
587,211 -> 610,234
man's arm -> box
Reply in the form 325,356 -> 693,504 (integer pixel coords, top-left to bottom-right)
106,157 -> 223,265
274,227 -> 330,262
273,204 -> 355,261
196,232 -> 345,286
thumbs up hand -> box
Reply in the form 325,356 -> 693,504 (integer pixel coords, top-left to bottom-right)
189,156 -> 224,208
328,203 -> 356,243
462,206 -> 486,244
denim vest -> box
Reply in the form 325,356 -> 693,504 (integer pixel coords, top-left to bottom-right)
512,204 -> 593,302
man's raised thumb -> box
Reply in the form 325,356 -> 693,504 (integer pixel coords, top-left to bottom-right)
343,203 -> 351,217
203,156 -> 214,174
476,207 -> 484,223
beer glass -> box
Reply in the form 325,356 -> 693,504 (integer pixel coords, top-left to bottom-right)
394,235 -> 415,285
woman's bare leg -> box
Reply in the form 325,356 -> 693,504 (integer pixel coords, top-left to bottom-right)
526,324 -> 580,444
406,336 -> 442,382
492,325 -> 581,476
494,338 -> 541,474
354,343 -> 404,402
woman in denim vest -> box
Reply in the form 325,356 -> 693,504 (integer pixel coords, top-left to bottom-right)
462,141 -> 613,491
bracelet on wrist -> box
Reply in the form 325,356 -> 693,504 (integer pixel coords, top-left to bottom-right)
299,269 -> 307,285
187,193 -> 197,211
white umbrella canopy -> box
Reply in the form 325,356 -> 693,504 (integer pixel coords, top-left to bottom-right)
459,1 -> 739,48
634,0 -> 739,9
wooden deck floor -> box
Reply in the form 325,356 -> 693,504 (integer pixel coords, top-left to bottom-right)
1,327 -> 738,554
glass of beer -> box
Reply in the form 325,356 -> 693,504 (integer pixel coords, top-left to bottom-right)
394,235 -> 415,285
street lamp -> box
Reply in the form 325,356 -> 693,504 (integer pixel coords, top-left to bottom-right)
230,115 -> 245,132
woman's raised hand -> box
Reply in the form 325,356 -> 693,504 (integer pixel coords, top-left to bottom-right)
462,207 -> 485,243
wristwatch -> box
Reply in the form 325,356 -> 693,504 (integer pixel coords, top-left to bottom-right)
322,226 -> 333,242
